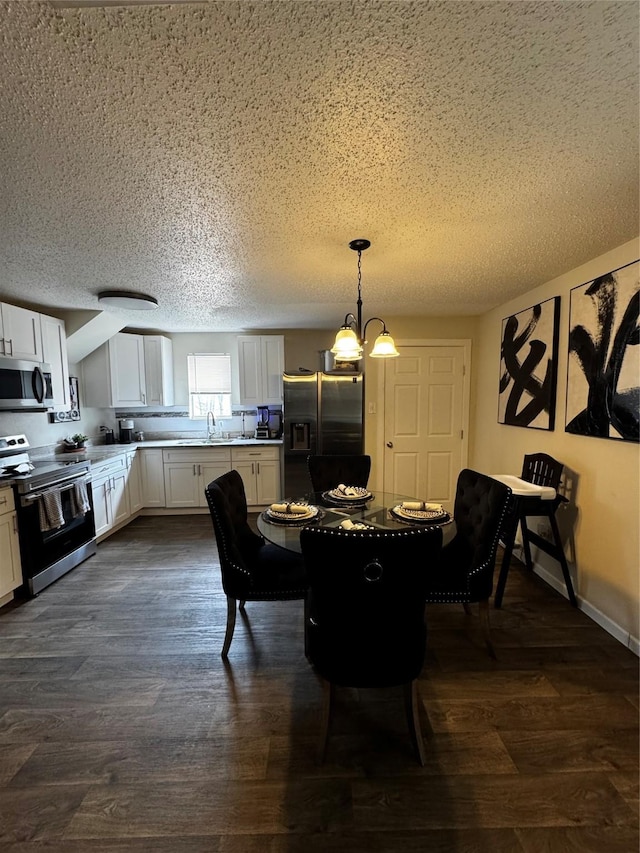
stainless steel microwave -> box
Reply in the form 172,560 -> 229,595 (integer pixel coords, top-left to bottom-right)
0,356 -> 54,411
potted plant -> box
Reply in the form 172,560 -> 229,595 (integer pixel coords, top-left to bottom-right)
64,433 -> 88,451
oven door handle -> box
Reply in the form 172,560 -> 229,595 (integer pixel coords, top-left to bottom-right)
22,470 -> 92,501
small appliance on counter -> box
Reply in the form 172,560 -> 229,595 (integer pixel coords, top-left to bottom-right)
255,405 -> 270,439
268,408 -> 283,439
118,419 -> 134,444
100,426 -> 115,445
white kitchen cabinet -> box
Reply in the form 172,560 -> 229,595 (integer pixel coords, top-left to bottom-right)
82,333 -> 174,409
0,487 -> 21,601
109,333 -> 147,406
162,447 -> 231,508
143,336 -> 174,406
0,303 -> 43,361
92,456 -> 130,539
231,445 -> 281,506
41,314 -> 71,411
140,448 -> 166,507
125,449 -> 143,514
237,335 -> 284,406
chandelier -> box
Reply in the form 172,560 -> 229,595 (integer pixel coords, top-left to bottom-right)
330,239 -> 399,361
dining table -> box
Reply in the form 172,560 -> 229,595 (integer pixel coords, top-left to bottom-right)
257,489 -> 456,554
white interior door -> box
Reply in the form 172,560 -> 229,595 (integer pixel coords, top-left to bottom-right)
382,344 -> 469,511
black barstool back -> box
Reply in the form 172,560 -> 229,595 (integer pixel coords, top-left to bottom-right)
307,454 -> 371,494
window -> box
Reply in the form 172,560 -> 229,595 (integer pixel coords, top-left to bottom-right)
187,353 -> 232,419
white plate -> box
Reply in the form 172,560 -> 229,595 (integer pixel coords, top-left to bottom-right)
265,505 -> 318,523
326,486 -> 372,501
391,505 -> 450,523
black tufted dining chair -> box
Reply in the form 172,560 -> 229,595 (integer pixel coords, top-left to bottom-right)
307,454 -> 371,494
205,470 -> 307,658
424,469 -> 511,658
300,524 -> 443,765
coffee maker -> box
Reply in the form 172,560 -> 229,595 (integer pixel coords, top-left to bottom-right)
268,409 -> 283,439
255,406 -> 270,439
118,418 -> 134,444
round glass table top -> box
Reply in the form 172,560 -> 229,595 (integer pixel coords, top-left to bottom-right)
257,490 -> 455,554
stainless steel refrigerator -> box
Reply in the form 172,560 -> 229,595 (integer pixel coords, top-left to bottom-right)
283,371 -> 364,496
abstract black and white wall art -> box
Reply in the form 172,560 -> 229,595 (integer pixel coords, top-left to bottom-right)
566,259 -> 639,442
498,296 -> 560,430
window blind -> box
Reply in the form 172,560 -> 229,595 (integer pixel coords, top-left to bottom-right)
187,354 -> 231,393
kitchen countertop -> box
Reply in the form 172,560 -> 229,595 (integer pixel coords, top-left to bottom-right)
40,438 -> 283,465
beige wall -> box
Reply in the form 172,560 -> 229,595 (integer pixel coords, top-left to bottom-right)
471,237 -> 639,648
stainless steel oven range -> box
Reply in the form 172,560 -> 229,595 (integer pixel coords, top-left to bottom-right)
0,434 -> 97,595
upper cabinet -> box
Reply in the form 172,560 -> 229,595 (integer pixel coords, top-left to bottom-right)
143,336 -> 174,406
109,333 -> 147,406
82,333 -> 174,409
237,335 -> 284,406
41,315 -> 71,411
0,303 -> 43,361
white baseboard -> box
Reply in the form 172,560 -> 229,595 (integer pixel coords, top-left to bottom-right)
517,546 -> 639,656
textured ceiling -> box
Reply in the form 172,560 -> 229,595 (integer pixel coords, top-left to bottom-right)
0,0 -> 638,333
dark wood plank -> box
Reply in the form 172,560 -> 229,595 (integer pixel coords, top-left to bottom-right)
351,773 -> 635,829
63,779 -> 352,838
0,743 -> 37,783
217,828 -> 526,852
9,737 -> 270,786
426,694 -> 638,733
516,826 -> 640,852
500,728 -> 639,773
0,785 -> 91,842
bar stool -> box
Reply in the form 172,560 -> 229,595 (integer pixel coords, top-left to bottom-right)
493,453 -> 577,608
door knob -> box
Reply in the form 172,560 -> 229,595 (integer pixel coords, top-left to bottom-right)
386,441 -> 393,448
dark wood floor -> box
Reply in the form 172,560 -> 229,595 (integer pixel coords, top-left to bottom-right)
0,515 -> 637,852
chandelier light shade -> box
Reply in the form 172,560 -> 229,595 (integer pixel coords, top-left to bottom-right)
98,290 -> 158,310
330,239 -> 399,362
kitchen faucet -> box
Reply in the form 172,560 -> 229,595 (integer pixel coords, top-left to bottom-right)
207,411 -> 216,439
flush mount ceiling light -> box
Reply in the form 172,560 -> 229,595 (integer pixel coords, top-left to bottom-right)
98,290 -> 158,310
330,239 -> 399,362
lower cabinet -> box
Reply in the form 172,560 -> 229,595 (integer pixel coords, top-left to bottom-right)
92,456 -> 130,539
231,446 -> 281,506
0,487 -> 21,600
126,449 -> 143,514
162,448 -> 232,508
88,446 -> 282,533
140,449 -> 166,507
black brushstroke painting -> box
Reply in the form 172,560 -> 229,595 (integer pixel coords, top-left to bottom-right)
566,260 -> 640,442
498,297 -> 560,430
